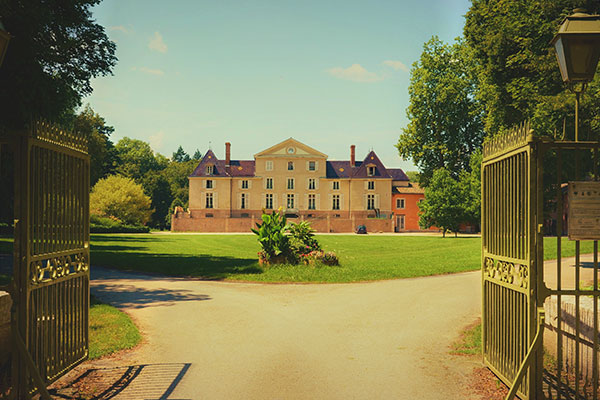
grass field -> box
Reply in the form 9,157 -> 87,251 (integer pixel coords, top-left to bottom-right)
89,295 -> 141,359
0,234 -> 596,283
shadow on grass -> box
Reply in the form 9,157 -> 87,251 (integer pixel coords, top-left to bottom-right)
91,249 -> 262,281
92,283 -> 211,309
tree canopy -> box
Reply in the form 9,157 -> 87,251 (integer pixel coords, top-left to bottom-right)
418,168 -> 466,237
0,0 -> 117,130
90,175 -> 152,226
464,0 -> 600,138
397,37 -> 484,186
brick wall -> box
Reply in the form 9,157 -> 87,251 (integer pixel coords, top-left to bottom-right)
172,211 -> 393,233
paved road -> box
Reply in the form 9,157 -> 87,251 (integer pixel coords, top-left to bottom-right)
89,268 -> 482,400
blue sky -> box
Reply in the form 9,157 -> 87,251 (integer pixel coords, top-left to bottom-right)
87,0 -> 471,171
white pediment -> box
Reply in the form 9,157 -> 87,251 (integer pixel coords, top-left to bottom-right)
254,138 -> 327,158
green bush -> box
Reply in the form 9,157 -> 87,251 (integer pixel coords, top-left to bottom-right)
252,214 -> 338,266
90,175 -> 153,226
90,215 -> 150,233
251,209 -> 291,263
288,220 -> 321,256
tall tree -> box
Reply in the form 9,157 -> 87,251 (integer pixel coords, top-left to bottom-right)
464,0 -> 600,137
114,137 -> 164,181
0,0 -> 117,130
397,37 -> 484,186
72,104 -> 116,185
172,146 -> 191,162
192,149 -> 202,160
418,168 -> 466,237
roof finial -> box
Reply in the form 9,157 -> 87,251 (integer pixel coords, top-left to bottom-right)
209,141 -> 212,150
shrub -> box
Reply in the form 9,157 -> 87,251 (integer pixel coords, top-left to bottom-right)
90,175 -> 153,226
90,215 -> 150,233
288,221 -> 321,256
251,209 -> 291,263
301,250 -> 340,266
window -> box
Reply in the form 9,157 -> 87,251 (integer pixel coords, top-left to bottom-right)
368,181 -> 375,190
206,165 -> 214,175
332,181 -> 340,190
398,215 -> 405,230
265,194 -> 273,209
206,193 -> 214,209
308,178 -> 316,190
287,194 -> 295,209
266,161 -> 273,171
332,194 -> 340,210
367,166 -> 375,176
241,193 -> 247,209
288,161 -> 294,170
397,198 -> 405,209
367,194 -> 375,210
206,180 -> 214,189
308,194 -> 316,210
308,161 -> 316,171
287,178 -> 294,190
241,180 -> 249,189
266,177 -> 273,190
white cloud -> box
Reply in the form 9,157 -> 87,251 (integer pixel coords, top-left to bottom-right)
139,67 -> 164,76
109,25 -> 129,34
327,64 -> 383,83
148,31 -> 167,53
383,60 -> 409,72
149,131 -> 165,152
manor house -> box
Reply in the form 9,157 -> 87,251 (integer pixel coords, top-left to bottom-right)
171,138 -> 427,233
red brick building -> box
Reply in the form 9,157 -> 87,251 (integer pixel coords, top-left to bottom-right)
392,182 -> 435,232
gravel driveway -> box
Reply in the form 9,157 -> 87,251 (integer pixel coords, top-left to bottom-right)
84,267 -> 481,400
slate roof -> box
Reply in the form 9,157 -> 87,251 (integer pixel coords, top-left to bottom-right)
350,151 -> 392,179
189,150 -> 255,178
388,168 -> 409,181
190,147 -> 407,181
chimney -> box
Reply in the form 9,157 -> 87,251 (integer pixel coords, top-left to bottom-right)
225,142 -> 231,167
350,145 -> 356,167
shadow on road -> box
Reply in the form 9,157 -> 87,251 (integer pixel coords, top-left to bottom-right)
52,363 -> 192,400
92,283 -> 211,309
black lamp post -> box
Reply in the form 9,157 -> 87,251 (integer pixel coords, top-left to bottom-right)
551,9 -> 600,141
0,18 -> 10,67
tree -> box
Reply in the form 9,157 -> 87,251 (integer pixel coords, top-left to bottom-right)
397,37 -> 484,186
404,171 -> 420,182
172,146 -> 191,163
0,0 -> 117,130
71,104 -> 116,186
192,149 -> 202,160
464,0 -> 600,137
114,137 -> 164,181
418,168 -> 466,237
90,175 -> 152,225
142,174 -> 173,229
458,149 -> 482,227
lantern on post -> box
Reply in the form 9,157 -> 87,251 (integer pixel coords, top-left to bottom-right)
551,9 -> 600,141
0,18 -> 10,67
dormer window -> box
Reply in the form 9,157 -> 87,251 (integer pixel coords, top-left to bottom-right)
367,166 -> 376,176
206,165 -> 214,175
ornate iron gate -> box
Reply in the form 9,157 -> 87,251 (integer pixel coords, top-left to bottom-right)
11,121 -> 90,398
483,122 -> 543,399
483,122 -> 600,399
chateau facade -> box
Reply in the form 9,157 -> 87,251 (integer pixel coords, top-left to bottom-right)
171,138 -> 426,233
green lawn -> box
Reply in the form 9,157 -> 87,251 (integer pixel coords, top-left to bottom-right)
0,234 -> 596,283
89,295 -> 141,359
